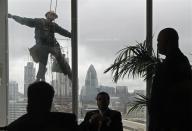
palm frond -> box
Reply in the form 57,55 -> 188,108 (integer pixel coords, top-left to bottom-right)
104,40 -> 160,82
127,93 -> 149,115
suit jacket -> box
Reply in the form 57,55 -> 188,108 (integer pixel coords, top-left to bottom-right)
149,49 -> 192,131
79,109 -> 123,131
7,112 -> 78,131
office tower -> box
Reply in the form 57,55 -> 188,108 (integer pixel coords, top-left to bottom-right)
53,73 -> 72,97
9,81 -> 19,101
81,64 -> 99,103
51,54 -> 72,112
8,81 -> 26,124
116,86 -> 129,97
52,55 -> 72,97
99,85 -> 115,97
116,86 -> 129,113
24,62 -> 35,98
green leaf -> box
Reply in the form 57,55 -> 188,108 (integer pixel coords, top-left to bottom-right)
104,41 -> 160,83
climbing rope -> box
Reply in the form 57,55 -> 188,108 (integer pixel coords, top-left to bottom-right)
49,0 -> 58,13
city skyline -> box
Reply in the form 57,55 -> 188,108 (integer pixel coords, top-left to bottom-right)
11,62 -> 145,95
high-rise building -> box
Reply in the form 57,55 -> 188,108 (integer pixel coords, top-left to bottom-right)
116,86 -> 129,97
24,62 -> 36,98
52,55 -> 71,97
8,81 -> 26,124
99,85 -> 115,97
81,64 -> 99,103
51,54 -> 72,112
9,81 -> 19,101
116,86 -> 129,114
53,73 -> 72,97
8,99 -> 27,124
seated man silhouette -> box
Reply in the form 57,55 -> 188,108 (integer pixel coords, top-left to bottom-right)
79,92 -> 123,131
6,81 -> 77,131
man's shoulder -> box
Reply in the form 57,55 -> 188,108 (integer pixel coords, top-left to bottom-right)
108,109 -> 121,116
84,110 -> 100,118
86,110 -> 98,115
46,112 -> 77,128
48,112 -> 76,120
7,114 -> 31,130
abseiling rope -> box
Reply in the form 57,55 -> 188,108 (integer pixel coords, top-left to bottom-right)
49,0 -> 58,13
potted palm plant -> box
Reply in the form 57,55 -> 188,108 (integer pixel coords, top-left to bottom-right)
104,40 -> 160,113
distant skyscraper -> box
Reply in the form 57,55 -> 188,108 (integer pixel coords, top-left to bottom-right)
51,55 -> 72,112
81,64 -> 99,103
52,56 -> 72,97
24,62 -> 35,98
9,81 -> 19,100
116,86 -> 129,97
116,86 -> 129,113
8,99 -> 27,124
99,85 -> 115,97
8,82 -> 26,124
53,73 -> 72,97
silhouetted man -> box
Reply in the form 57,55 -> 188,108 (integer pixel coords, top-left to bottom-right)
8,11 -> 72,81
79,92 -> 123,131
149,28 -> 192,131
6,81 -> 77,131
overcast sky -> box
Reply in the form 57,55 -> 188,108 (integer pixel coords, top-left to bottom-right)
8,0 -> 192,93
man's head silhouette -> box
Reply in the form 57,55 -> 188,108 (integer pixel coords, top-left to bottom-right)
157,28 -> 179,55
96,92 -> 110,111
45,11 -> 58,21
27,81 -> 55,114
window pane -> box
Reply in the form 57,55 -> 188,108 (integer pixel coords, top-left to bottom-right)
8,0 -> 72,124
78,0 -> 146,129
153,0 -> 192,130
154,0 -> 192,60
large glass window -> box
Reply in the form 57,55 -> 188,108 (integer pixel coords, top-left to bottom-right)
8,0 -> 72,123
154,0 -> 192,62
7,0 -> 147,130
78,0 -> 146,129
2,0 -> 191,129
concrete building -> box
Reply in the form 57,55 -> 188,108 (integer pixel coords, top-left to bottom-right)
116,86 -> 129,97
9,81 -> 19,101
115,86 -> 129,114
52,72 -> 72,97
8,99 -> 27,124
99,85 -> 116,97
8,81 -> 26,124
51,55 -> 72,112
24,62 -> 36,98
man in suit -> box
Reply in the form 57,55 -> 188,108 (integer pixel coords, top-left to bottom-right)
79,92 -> 123,131
6,81 -> 77,131
149,28 -> 192,131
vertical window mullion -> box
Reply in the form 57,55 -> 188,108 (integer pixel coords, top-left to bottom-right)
146,0 -> 153,130
0,0 -> 8,126
71,0 -> 78,117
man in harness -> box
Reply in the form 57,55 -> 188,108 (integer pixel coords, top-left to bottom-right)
8,11 -> 72,81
